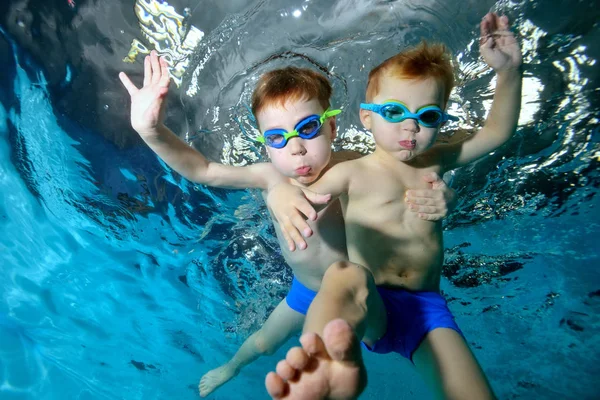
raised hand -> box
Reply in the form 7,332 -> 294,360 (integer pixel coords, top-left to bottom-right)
119,50 -> 171,137
480,13 -> 522,73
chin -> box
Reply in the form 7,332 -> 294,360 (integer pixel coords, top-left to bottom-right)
295,175 -> 318,185
395,149 -> 415,162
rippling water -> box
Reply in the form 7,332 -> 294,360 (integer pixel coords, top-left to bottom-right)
1,0 -> 599,399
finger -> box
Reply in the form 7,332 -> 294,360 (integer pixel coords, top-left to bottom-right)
282,220 -> 307,250
481,34 -> 494,50
293,200 -> 318,223
480,13 -> 490,40
280,226 -> 296,252
118,72 -> 139,96
410,205 -> 439,214
489,12 -> 499,32
418,213 -> 443,221
290,212 -> 313,238
498,15 -> 509,30
407,197 -> 436,206
406,189 -> 440,199
143,55 -> 151,87
265,372 -> 287,399
151,50 -> 161,84
159,56 -> 171,87
303,190 -> 331,206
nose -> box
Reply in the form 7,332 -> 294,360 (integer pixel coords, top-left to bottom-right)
400,118 -> 420,133
287,137 -> 307,155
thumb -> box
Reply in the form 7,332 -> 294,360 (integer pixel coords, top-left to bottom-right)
119,72 -> 138,96
301,188 -> 331,205
481,34 -> 494,51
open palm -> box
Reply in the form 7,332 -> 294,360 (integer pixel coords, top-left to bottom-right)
119,50 -> 171,136
480,13 -> 522,72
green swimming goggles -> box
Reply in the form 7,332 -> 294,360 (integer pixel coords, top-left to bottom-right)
257,108 -> 342,149
360,101 -> 458,128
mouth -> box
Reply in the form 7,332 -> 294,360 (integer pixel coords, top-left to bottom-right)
295,166 -> 312,176
399,140 -> 416,150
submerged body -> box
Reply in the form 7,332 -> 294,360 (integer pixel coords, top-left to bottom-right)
265,12 -> 523,400
118,59 -> 454,397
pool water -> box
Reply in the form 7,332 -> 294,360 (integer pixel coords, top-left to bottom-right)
1,0 -> 599,399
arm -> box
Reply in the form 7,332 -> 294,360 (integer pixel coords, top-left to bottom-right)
307,162 -> 352,201
142,125 -> 280,189
442,13 -> 523,170
119,50 -> 280,190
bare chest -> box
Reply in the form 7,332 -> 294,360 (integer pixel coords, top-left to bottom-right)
345,164 -> 442,230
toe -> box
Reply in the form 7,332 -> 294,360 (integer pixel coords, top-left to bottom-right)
323,319 -> 362,363
265,371 -> 287,399
276,360 -> 297,381
285,347 -> 310,371
299,331 -> 330,360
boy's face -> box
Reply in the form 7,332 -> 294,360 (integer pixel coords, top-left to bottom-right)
257,98 -> 336,185
361,75 -> 446,162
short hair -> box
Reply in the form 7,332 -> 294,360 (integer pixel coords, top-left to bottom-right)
365,41 -> 455,105
251,67 -> 332,121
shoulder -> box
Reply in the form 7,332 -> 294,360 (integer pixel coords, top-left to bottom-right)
248,162 -> 286,189
429,129 -> 474,169
331,150 -> 364,165
328,157 -> 363,175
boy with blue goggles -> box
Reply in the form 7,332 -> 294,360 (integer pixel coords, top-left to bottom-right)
360,101 -> 458,127
257,108 -> 342,149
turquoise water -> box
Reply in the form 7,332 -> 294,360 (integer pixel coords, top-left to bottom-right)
1,0 -> 599,399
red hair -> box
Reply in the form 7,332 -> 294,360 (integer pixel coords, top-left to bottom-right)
366,41 -> 455,105
251,67 -> 332,121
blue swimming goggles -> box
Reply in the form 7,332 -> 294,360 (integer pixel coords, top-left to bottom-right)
257,108 -> 342,149
360,101 -> 458,128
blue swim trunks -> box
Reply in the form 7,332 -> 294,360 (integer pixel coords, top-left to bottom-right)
284,276 -> 462,361
285,276 -> 318,314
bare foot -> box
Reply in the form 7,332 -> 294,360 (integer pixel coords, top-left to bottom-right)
265,319 -> 367,399
199,364 -> 237,397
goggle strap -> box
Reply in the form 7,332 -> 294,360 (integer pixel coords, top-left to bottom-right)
320,108 -> 342,123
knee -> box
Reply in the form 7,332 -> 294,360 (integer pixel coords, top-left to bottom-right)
254,331 -> 276,356
322,261 -> 373,293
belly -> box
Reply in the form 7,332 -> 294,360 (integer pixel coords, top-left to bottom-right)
272,200 -> 349,291
346,222 -> 444,292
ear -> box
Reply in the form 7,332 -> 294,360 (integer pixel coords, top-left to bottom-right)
360,108 -> 372,130
328,117 -> 337,141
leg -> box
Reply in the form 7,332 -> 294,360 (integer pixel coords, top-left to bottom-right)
200,299 -> 304,397
412,328 -> 496,400
304,261 -> 387,346
264,262 -> 386,399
